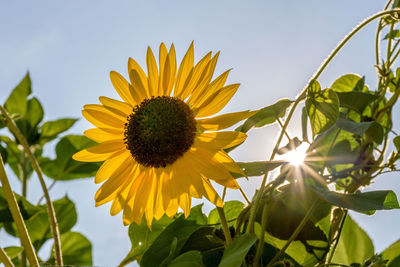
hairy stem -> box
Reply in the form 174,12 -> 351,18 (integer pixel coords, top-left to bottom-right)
217,206 -> 232,245
0,156 -> 39,267
0,106 -> 63,266
0,246 -> 15,267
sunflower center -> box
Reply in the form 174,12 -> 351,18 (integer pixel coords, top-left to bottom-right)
124,96 -> 197,168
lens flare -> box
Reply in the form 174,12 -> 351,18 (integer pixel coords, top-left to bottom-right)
284,143 -> 308,166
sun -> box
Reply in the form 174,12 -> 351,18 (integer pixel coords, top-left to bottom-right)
284,143 -> 308,167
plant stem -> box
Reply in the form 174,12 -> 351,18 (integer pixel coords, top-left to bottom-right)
0,106 -> 63,266
253,204 -> 268,267
21,151 -> 28,267
326,210 -> 348,264
0,246 -> 15,267
0,156 -> 39,267
217,206 -> 232,245
245,6 -> 400,235
266,200 -> 319,267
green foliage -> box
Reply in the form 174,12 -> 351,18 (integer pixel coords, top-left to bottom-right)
48,231 -> 92,266
39,118 -> 78,144
331,216 -> 374,265
208,201 -> 244,226
0,246 -> 23,263
40,135 -> 100,180
236,99 -> 292,133
331,74 -> 366,92
140,216 -> 204,267
232,161 -> 284,178
218,234 -> 257,267
168,251 -> 205,267
312,187 -> 400,213
381,239 -> 400,266
306,80 -> 340,135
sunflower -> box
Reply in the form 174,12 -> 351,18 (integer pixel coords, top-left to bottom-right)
73,42 -> 254,227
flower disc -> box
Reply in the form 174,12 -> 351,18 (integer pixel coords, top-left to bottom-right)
124,96 -> 196,168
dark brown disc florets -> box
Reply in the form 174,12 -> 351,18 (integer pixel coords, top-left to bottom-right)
124,96 -> 196,168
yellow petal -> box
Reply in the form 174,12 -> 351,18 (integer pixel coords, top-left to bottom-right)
214,150 -> 246,177
174,42 -> 194,99
191,69 -> 230,108
122,170 -> 145,225
179,51 -> 212,100
179,192 -> 191,218
158,43 -> 168,96
196,131 -> 247,150
95,159 -> 136,205
99,96 -> 133,116
146,46 -> 159,96
128,57 -> 149,101
145,171 -> 158,227
196,110 -> 257,131
187,147 -> 239,189
187,52 -> 220,106
201,178 -> 223,207
110,177 -> 134,216
72,140 -> 125,162
132,168 -> 153,225
95,150 -> 131,184
163,44 -> 176,96
110,71 -> 136,106
195,83 -> 240,118
82,109 -> 125,129
84,104 -> 127,121
153,168 -> 165,220
84,128 -> 124,143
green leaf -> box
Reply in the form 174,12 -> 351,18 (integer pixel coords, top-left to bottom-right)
187,204 -> 207,225
0,247 -> 23,263
0,187 -> 41,223
236,99 -> 292,133
26,97 -> 44,129
336,91 -> 378,114
336,118 -> 384,144
331,216 -> 374,265
120,215 -> 174,266
48,232 -> 92,266
3,195 -> 77,250
312,187 -> 399,213
381,239 -> 400,266
254,223 -> 320,266
4,73 -> 32,116
218,234 -> 257,267
208,201 -> 244,226
394,136 -> 400,151
140,216 -> 203,267
306,81 -> 339,135
39,118 -> 78,144
384,29 -> 400,40
168,251 -> 205,267
180,226 -> 224,254
40,135 -> 99,180
232,161 -> 284,178
331,74 -> 365,92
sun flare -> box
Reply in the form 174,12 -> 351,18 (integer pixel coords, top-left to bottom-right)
284,143 -> 308,167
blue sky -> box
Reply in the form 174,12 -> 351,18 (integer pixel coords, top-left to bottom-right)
1,1 -> 399,266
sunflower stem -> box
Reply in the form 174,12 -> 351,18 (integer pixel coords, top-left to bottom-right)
246,7 -> 400,235
0,105 -> 63,266
253,204 -> 268,267
217,206 -> 232,245
0,245 -> 15,267
0,155 -> 39,267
